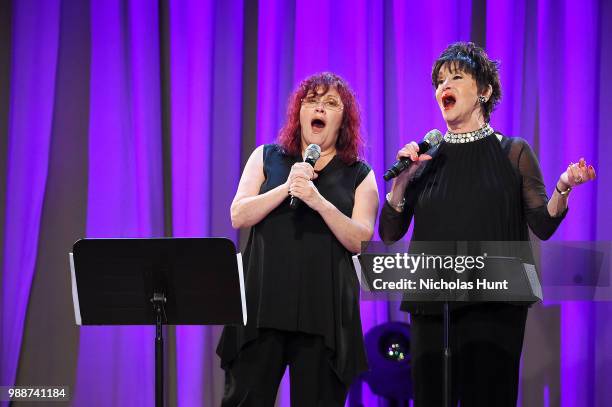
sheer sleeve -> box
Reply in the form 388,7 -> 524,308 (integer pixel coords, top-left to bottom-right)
511,138 -> 567,240
378,199 -> 412,242
378,180 -> 420,243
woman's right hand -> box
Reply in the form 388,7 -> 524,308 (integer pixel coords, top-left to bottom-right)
285,162 -> 318,191
394,141 -> 432,182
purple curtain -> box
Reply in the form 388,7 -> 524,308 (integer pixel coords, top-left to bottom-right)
0,0 -> 60,399
168,0 -> 243,404
73,1 -> 163,405
1,0 -> 611,406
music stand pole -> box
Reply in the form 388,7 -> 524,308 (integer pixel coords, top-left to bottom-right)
443,301 -> 451,407
152,292 -> 166,407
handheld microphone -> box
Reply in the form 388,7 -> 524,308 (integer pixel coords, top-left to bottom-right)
290,144 -> 321,209
383,129 -> 443,181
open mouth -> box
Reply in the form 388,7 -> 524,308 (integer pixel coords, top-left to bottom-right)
442,93 -> 456,110
311,118 -> 326,132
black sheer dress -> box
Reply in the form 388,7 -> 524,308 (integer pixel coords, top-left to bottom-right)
378,133 -> 567,406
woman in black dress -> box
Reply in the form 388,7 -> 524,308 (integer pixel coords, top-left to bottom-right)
217,72 -> 379,406
379,42 -> 596,406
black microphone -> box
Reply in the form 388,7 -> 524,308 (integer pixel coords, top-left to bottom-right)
383,129 -> 443,181
290,144 -> 322,209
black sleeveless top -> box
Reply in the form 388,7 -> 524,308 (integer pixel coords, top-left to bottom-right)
217,144 -> 372,384
379,134 -> 567,314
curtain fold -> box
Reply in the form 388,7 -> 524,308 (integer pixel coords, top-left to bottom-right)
0,2 -> 60,405
73,1 -> 164,405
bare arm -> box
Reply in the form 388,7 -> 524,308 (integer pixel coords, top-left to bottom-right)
230,146 -> 289,229
290,170 -> 379,253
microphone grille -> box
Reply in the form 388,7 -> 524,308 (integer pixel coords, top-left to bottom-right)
424,129 -> 443,148
304,144 -> 321,161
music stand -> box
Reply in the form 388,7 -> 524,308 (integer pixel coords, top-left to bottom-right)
354,251 -> 542,407
69,237 -> 247,407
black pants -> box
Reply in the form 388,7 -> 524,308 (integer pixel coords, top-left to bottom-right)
410,303 -> 528,407
221,329 -> 348,407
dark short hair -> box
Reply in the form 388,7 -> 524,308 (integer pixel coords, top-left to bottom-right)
277,72 -> 363,164
431,42 -> 501,122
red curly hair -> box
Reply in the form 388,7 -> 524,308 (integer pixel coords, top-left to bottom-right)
277,72 -> 363,165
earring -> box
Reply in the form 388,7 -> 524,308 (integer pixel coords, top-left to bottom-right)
478,95 -> 487,104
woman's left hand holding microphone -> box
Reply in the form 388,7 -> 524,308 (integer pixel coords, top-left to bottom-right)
286,162 -> 325,211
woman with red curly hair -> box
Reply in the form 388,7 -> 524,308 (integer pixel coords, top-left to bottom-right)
217,72 -> 378,406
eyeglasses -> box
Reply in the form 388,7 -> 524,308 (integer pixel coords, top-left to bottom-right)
301,96 -> 344,112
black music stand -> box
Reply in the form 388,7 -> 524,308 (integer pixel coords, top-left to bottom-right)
354,252 -> 542,407
69,238 -> 247,407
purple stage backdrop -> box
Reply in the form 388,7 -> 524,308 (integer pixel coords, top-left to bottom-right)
1,0 -> 611,406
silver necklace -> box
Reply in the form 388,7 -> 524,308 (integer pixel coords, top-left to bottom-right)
444,123 -> 494,143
